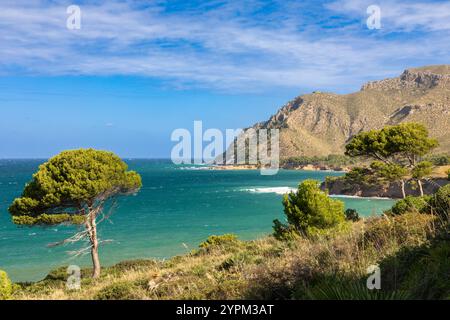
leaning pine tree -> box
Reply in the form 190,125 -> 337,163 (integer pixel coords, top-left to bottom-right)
8,149 -> 142,278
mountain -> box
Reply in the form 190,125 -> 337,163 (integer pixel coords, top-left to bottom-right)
233,65 -> 450,160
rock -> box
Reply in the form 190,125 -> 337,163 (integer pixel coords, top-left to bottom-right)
321,178 -> 449,199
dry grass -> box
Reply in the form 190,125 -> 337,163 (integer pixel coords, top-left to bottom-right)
432,165 -> 450,178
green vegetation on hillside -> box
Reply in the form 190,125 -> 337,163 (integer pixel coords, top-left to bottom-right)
0,270 -> 13,300
6,182 -> 449,300
280,154 -> 357,169
423,154 -> 450,166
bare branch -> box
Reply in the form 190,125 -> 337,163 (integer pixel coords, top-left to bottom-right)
47,228 -> 89,248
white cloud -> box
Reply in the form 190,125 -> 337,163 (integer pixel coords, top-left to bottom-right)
0,0 -> 449,92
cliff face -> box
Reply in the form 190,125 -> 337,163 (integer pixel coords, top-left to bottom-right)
233,65 -> 450,159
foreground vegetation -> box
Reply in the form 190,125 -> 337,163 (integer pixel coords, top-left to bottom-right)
3,183 -> 448,300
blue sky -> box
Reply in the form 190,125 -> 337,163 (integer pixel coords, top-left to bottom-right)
0,0 -> 449,158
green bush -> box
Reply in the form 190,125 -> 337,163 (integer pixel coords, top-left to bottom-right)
344,167 -> 373,185
362,212 -> 435,248
424,154 -> 450,166
273,180 -> 346,239
345,209 -> 360,222
111,259 -> 158,273
380,241 -> 450,299
0,270 -> 13,300
432,184 -> 450,217
280,155 -> 356,167
218,251 -> 261,271
391,195 -> 431,215
199,234 -> 239,249
303,276 -> 409,300
44,266 -> 92,282
95,282 -> 138,300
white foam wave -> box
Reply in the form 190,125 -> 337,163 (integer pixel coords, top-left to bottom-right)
242,188 -> 393,199
179,166 -> 212,171
242,187 -> 296,195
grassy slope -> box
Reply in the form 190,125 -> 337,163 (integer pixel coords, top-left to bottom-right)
12,212 -> 450,300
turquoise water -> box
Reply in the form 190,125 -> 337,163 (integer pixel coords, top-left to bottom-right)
0,159 -> 395,282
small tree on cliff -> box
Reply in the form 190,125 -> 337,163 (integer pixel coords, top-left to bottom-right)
345,123 -> 438,198
8,149 -> 142,278
370,161 -> 409,198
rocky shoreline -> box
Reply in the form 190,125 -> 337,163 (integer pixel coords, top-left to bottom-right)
321,177 -> 449,199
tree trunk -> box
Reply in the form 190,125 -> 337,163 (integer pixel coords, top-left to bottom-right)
400,180 -> 406,199
86,210 -> 101,278
417,179 -> 424,197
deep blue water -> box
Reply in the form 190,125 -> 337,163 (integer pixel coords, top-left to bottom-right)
0,159 -> 395,282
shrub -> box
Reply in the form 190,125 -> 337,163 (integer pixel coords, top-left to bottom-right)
199,234 -> 239,249
95,282 -> 138,300
380,241 -> 450,299
272,220 -> 300,241
44,266 -> 71,282
391,195 -> 432,215
345,209 -> 360,222
344,167 -> 373,185
280,155 -> 356,168
363,212 -> 436,248
431,184 -> 450,217
44,266 -> 92,282
303,276 -> 409,300
273,180 -> 346,239
424,154 -> 450,166
0,270 -> 13,300
219,251 -> 261,271
111,259 -> 158,273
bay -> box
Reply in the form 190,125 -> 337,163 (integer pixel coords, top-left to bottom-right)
0,159 -> 395,282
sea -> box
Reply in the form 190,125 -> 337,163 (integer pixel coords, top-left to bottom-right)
0,159 -> 395,282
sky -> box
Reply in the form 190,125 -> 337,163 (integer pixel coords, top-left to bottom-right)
0,0 -> 449,158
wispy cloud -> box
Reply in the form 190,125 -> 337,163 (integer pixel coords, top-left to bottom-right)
327,0 -> 450,32
0,0 -> 449,92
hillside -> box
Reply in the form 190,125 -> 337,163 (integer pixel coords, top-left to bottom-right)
230,65 -> 450,160
9,211 -> 450,300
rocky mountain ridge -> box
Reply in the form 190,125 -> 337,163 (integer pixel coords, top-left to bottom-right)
233,65 -> 450,160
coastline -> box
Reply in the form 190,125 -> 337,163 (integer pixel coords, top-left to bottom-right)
205,164 -> 350,172
322,176 -> 449,199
